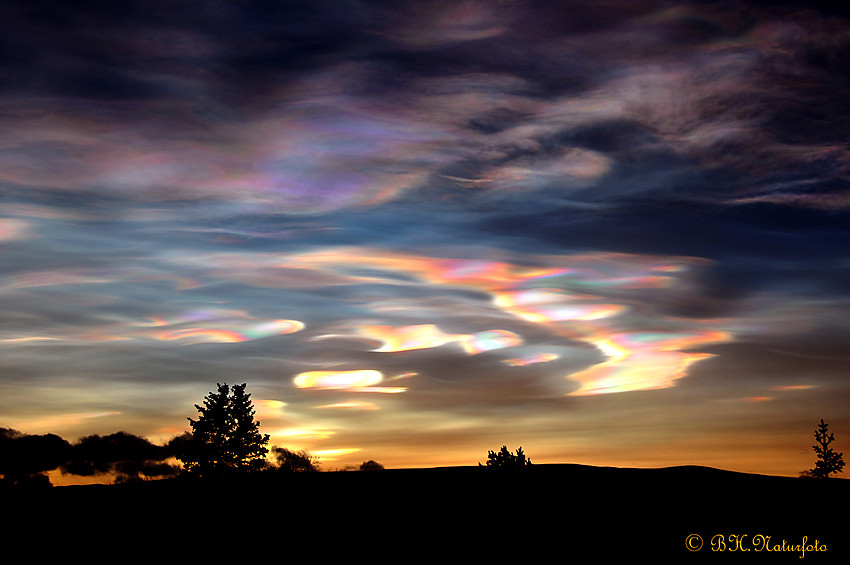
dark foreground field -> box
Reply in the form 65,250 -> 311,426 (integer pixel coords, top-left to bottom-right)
3,465 -> 846,560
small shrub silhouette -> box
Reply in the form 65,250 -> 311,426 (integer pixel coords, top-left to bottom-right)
480,445 -> 533,469
359,460 -> 385,471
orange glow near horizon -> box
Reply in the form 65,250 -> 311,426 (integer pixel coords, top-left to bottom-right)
43,436 -> 818,486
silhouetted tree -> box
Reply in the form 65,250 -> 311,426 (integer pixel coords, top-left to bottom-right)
480,445 -> 533,469
179,383 -> 269,477
810,419 -> 844,479
0,428 -> 71,487
165,431 -> 194,461
359,460 -> 385,471
268,446 -> 319,472
60,431 -> 176,480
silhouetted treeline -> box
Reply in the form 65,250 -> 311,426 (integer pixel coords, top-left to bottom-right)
1,427 -> 182,487
0,427 -> 359,487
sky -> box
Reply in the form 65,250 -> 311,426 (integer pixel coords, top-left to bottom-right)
1,0 -> 848,484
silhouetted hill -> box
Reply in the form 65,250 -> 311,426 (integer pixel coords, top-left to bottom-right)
4,464 -> 846,560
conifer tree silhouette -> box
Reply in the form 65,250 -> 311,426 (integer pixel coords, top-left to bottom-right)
810,419 -> 845,479
180,383 -> 269,477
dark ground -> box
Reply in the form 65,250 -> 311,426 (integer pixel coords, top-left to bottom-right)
3,465 -> 846,561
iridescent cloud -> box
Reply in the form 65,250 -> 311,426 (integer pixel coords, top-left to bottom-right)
0,306 -> 306,345
140,311 -> 294,340
567,330 -> 731,396
0,218 -> 31,241
0,266 -> 199,292
141,311 -> 305,344
287,246 -> 731,395
314,401 -> 380,411
323,323 -> 522,355
293,370 -> 407,394
493,289 -> 625,323
503,352 -> 560,367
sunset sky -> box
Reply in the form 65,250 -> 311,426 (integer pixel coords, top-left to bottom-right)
1,0 -> 848,484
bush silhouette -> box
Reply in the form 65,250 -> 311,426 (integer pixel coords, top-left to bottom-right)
480,445 -> 533,469
268,447 -> 320,472
178,383 -> 269,477
810,419 -> 845,479
359,460 -> 385,471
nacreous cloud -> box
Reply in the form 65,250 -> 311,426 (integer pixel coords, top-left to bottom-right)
315,323 -> 521,355
294,370 -> 407,394
282,246 -> 733,396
